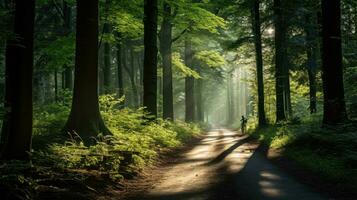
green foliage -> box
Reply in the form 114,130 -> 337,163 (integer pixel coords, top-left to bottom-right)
0,161 -> 37,200
345,67 -> 357,118
110,12 -> 143,39
174,2 -> 226,34
37,35 -> 75,71
30,94 -> 201,180
1,94 -> 202,199
195,50 -> 226,68
172,52 -> 201,78
249,115 -> 357,192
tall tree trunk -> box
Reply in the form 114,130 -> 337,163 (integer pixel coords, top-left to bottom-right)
158,72 -> 163,117
143,0 -> 158,118
0,39 -> 5,102
136,52 -> 143,106
321,0 -> 347,124
63,0 -> 73,90
251,0 -> 267,126
226,73 -> 233,124
116,33 -> 124,103
64,66 -> 73,90
64,0 -> 110,139
103,23 -> 112,94
129,47 -> 138,107
159,2 -> 174,120
0,0 -> 35,160
274,0 -> 286,122
305,14 -> 318,114
283,56 -> 292,117
185,38 -> 195,122
196,66 -> 203,122
54,70 -> 58,102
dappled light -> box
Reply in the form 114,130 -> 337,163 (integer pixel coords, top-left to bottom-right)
0,0 -> 356,199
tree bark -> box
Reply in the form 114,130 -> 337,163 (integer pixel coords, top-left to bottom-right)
321,0 -> 348,124
143,0 -> 158,118
103,22 -> 112,94
54,70 -> 58,102
63,0 -> 73,90
251,0 -> 267,126
0,0 -> 35,160
116,33 -> 124,102
64,66 -> 73,90
305,14 -> 318,114
185,38 -> 195,122
129,47 -> 138,107
274,0 -> 286,122
196,65 -> 204,122
159,2 -> 174,120
64,0 -> 110,140
283,56 -> 292,117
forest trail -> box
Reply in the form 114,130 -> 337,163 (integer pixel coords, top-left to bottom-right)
127,129 -> 328,200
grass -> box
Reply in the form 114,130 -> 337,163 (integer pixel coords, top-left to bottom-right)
0,95 -> 202,200
248,114 -> 357,195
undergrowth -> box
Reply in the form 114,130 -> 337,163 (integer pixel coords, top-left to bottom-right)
248,114 -> 357,194
0,94 -> 201,200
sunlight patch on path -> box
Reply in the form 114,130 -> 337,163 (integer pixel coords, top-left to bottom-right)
144,129 -> 254,200
140,129 -> 327,200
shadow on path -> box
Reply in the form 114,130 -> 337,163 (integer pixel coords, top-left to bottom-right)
128,129 -> 328,200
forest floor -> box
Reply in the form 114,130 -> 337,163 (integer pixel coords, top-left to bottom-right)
116,129 -> 332,200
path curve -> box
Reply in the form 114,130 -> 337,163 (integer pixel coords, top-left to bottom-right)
129,129 -> 328,200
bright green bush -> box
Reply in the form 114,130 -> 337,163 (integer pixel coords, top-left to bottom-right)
28,94 -> 202,182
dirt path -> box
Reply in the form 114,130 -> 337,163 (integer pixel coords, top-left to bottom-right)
127,129 -> 329,200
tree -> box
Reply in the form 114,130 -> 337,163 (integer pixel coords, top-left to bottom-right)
0,0 -> 35,160
64,0 -> 110,139
321,0 -> 348,124
143,0 -> 158,118
195,65 -> 204,122
251,0 -> 267,126
305,12 -> 318,114
102,0 -> 112,94
103,23 -> 112,94
185,38 -> 195,122
274,0 -> 286,122
116,33 -> 125,102
159,1 -> 174,120
63,0 -> 73,90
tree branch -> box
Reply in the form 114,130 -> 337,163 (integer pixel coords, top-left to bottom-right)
172,27 -> 189,43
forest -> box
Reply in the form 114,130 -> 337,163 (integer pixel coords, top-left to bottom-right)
0,0 -> 356,199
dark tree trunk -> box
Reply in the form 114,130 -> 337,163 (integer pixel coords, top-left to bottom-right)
103,23 -> 112,94
64,66 -> 73,90
137,52 -> 143,106
116,33 -> 124,103
0,0 -> 35,160
0,40 -> 5,102
63,0 -> 73,90
308,69 -> 317,113
129,47 -> 138,107
305,14 -> 318,114
143,0 -> 158,118
54,70 -> 58,102
321,0 -> 347,124
274,0 -> 286,122
158,72 -> 163,117
283,57 -> 292,117
64,0 -> 110,139
196,66 -> 204,122
159,2 -> 174,120
185,38 -> 195,122
251,0 -> 267,126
